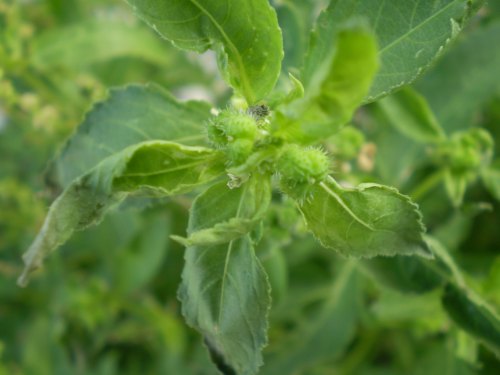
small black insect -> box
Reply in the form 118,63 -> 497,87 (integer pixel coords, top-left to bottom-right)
247,104 -> 270,120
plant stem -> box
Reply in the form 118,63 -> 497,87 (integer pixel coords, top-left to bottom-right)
410,169 -> 444,201
337,328 -> 380,375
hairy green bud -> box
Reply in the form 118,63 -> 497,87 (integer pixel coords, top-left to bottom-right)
206,121 -> 227,148
226,139 -> 254,166
206,109 -> 260,165
277,144 -> 330,198
207,109 -> 258,147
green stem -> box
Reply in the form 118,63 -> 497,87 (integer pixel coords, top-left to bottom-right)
410,169 -> 444,201
337,328 -> 379,375
226,146 -> 278,180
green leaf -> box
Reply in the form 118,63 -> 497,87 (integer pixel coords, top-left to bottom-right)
259,246 -> 288,305
413,341 -> 478,375
364,237 -> 500,357
288,23 -> 378,142
18,142 -> 225,287
31,20 -> 171,69
267,73 -> 305,108
68,208 -> 171,294
426,235 -> 466,287
262,262 -> 360,374
442,283 -> 500,357
314,24 -> 378,120
377,87 -> 446,143
361,256 -> 446,294
179,237 -> 270,375
361,236 -> 461,294
368,107 -> 428,187
372,289 -> 445,326
273,1 -> 315,75
482,164 -> 500,202
172,174 -> 271,246
53,84 -> 211,188
126,0 -> 283,103
415,21 -> 500,133
303,0 -> 483,102
299,177 -> 430,258
444,169 -> 468,207
110,142 -> 224,196
177,174 -> 271,375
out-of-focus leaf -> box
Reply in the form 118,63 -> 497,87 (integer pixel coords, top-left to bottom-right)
482,163 -> 500,201
20,317 -> 74,375
483,257 -> 500,309
0,179 -> 44,249
377,87 -> 446,143
444,170 -> 468,207
426,235 -> 466,287
261,262 -> 360,374
299,177 -> 430,258
126,0 -> 283,103
274,2 -> 309,74
53,84 -> 211,188
303,0 -> 483,101
260,246 -> 288,305
293,23 -> 378,142
442,283 -> 500,357
31,20 -> 171,69
372,290 -> 445,327
369,109 -> 427,188
361,256 -> 446,294
66,207 -> 171,294
19,142 -> 225,287
416,21 -> 500,133
314,25 -> 378,125
116,211 -> 170,293
413,341 -> 477,375
432,211 -> 473,251
361,236 -> 464,294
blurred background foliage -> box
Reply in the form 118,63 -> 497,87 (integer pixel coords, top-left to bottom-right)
0,0 -> 499,374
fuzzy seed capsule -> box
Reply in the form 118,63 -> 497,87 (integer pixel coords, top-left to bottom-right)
277,144 -> 330,199
206,108 -> 260,165
207,109 -> 258,148
226,139 -> 254,165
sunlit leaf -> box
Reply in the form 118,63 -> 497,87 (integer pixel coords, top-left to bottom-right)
126,0 -> 283,103
299,177 -> 430,258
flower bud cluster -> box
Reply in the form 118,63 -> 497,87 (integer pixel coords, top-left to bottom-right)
439,129 -> 493,175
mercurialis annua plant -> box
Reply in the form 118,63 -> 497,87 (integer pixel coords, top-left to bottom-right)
14,1 -> 500,374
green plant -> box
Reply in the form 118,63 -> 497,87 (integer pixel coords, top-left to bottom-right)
5,0 -> 500,374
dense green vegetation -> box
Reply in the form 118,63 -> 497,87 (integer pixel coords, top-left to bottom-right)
1,1 -> 499,374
